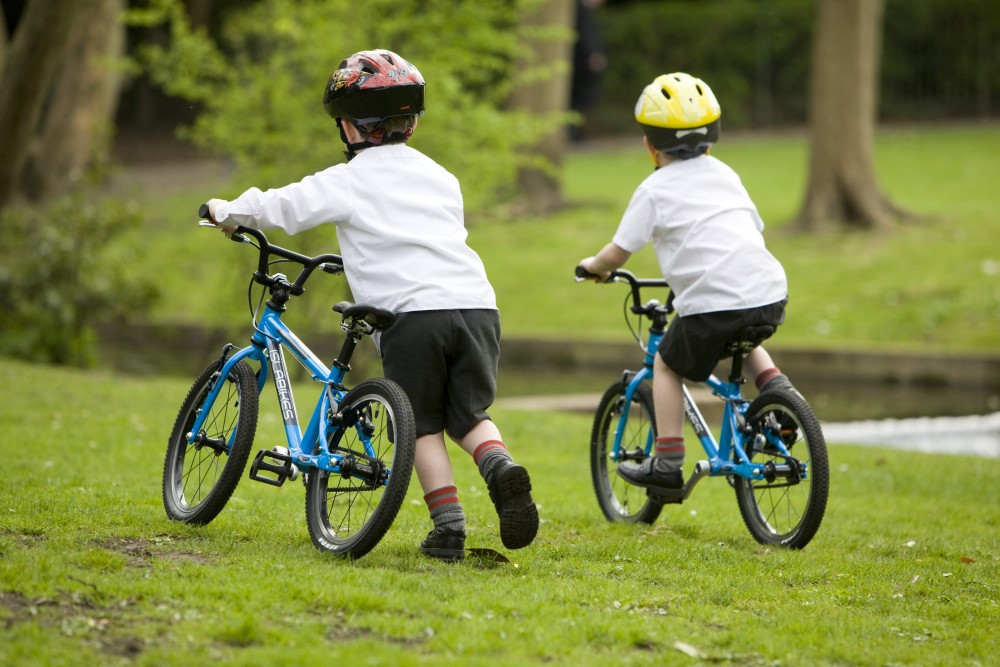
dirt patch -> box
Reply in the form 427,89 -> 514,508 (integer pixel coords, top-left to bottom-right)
98,536 -> 215,567
0,589 -> 146,658
325,610 -> 426,647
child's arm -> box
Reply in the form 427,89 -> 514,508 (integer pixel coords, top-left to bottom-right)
577,243 -> 632,282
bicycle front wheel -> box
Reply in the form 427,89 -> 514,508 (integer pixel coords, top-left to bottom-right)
734,385 -> 829,549
163,359 -> 259,525
591,380 -> 663,524
305,378 -> 415,559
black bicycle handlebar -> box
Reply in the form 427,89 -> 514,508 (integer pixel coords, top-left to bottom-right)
575,265 -> 673,316
199,203 -> 344,294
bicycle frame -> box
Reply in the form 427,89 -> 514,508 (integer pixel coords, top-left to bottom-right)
181,223 -> 384,480
609,289 -> 794,487
185,309 -> 361,476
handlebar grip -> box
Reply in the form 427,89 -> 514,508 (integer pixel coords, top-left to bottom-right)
199,203 -> 210,219
575,265 -> 599,280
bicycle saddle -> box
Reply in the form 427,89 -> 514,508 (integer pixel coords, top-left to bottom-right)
725,325 -> 775,354
333,301 -> 397,331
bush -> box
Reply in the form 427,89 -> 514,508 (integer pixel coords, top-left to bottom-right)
127,0 -> 565,213
589,0 -> 1000,136
0,191 -> 160,366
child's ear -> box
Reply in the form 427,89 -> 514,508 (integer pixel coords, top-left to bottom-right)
642,136 -> 661,168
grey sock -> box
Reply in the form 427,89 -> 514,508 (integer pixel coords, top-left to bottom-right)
424,485 -> 465,533
473,440 -> 513,485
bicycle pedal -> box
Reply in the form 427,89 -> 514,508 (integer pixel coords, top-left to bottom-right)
648,487 -> 685,503
250,447 -> 299,487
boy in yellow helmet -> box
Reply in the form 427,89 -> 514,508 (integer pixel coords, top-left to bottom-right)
577,73 -> 791,492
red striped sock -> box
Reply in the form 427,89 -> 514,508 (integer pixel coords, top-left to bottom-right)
424,485 -> 464,531
654,436 -> 685,470
473,440 -> 508,464
755,367 -> 782,391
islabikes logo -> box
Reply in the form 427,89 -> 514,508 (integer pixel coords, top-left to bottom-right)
683,399 -> 708,439
268,348 -> 296,423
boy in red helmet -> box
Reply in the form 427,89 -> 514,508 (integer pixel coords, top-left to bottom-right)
204,50 -> 538,560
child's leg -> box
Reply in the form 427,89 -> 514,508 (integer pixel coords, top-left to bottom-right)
616,353 -> 686,491
745,346 -> 790,391
652,353 -> 686,438
457,420 -> 538,550
457,419 -> 506,482
415,432 -> 457,492
415,433 -> 466,561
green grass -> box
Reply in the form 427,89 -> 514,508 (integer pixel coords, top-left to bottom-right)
115,122 -> 1000,355
1,358 -> 997,665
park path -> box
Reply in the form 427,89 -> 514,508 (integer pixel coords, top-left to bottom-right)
495,393 -> 1000,458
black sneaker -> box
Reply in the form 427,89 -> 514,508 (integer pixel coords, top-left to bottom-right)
488,461 -> 539,550
617,458 -> 684,496
420,526 -> 466,562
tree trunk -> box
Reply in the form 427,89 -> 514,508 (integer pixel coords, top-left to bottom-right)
0,0 -> 125,210
0,9 -> 8,73
0,0 -> 82,210
21,0 -> 126,200
794,0 -> 908,231
507,0 -> 575,213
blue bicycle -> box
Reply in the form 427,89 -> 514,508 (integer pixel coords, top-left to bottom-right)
162,208 -> 415,559
579,268 -> 828,549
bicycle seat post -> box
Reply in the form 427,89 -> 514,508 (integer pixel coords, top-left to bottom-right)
729,352 -> 747,385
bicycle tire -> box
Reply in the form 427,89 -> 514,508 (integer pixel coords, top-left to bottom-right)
591,380 -> 663,524
734,385 -> 829,549
305,378 -> 415,559
163,359 -> 259,525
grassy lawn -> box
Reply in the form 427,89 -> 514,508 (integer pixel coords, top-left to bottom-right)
1,358 -> 997,665
3,123 -> 997,665
112,122 -> 1000,355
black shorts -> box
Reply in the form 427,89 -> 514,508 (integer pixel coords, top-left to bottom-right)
379,309 -> 500,439
658,299 -> 787,382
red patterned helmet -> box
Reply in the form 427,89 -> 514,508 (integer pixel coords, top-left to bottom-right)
322,49 -> 425,124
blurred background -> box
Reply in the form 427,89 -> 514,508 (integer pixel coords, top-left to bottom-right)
1,0 -> 998,428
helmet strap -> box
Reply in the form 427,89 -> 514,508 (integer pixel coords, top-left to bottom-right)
334,117 -> 369,161
338,118 -> 411,161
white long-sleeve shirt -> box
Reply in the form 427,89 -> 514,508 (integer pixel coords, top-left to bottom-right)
213,144 -> 497,313
612,155 -> 787,316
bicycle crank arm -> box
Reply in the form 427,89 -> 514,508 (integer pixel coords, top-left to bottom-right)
649,460 -> 712,504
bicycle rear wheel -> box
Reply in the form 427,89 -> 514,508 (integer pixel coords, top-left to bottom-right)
734,385 -> 829,549
163,359 -> 259,525
305,378 -> 415,559
591,380 -> 663,524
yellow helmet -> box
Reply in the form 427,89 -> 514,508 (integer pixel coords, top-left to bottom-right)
634,73 -> 721,159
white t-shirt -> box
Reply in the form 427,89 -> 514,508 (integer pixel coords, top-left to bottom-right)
612,155 -> 787,316
214,144 -> 497,313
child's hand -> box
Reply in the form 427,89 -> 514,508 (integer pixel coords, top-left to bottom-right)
203,199 -> 238,234
575,258 -> 609,283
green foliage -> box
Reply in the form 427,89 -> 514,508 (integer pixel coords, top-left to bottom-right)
126,0 -> 566,212
0,191 -> 160,366
595,0 -> 813,133
104,123 -> 1000,356
0,357 -> 996,665
593,0 -> 1000,135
